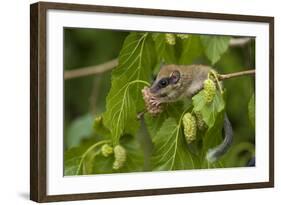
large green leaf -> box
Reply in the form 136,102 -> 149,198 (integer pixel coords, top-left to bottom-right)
119,135 -> 144,172
179,35 -> 204,64
192,89 -> 226,167
200,35 -> 230,65
203,112 -> 225,152
90,154 -> 115,174
144,101 -> 185,137
152,118 -> 199,171
200,112 -> 225,167
192,90 -> 225,128
248,93 -> 255,127
103,32 -> 156,145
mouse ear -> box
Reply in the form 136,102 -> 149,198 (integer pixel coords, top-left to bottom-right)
169,70 -> 180,84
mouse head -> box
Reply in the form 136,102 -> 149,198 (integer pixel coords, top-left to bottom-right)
149,64 -> 184,103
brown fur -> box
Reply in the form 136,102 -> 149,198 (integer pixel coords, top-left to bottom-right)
150,64 -> 212,103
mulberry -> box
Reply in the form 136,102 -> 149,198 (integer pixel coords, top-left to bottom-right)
203,79 -> 216,103
194,111 -> 206,130
113,145 -> 127,170
182,113 -> 197,144
101,144 -> 113,157
177,34 -> 189,39
165,33 -> 176,45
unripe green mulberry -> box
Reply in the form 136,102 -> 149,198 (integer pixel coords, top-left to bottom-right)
182,113 -> 197,144
177,34 -> 189,39
203,79 -> 216,103
101,144 -> 113,157
194,111 -> 206,130
165,33 -> 176,45
113,145 -> 127,170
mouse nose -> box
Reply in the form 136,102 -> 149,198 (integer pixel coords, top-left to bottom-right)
149,85 -> 158,94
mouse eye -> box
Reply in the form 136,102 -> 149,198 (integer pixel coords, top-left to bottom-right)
158,78 -> 169,88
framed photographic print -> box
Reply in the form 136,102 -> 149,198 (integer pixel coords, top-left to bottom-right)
30,1 -> 274,202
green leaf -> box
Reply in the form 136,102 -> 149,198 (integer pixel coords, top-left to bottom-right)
118,135 -> 144,172
91,154 -> 115,174
194,110 -> 225,168
179,35 -> 204,64
200,35 -> 230,65
144,101 -> 185,137
203,111 -> 225,152
144,113 -> 167,138
152,33 -> 177,63
248,93 -> 255,127
192,90 -> 225,128
192,89 -> 226,167
152,118 -> 198,171
103,32 -> 156,144
66,113 -> 94,149
64,147 -> 85,176
64,139 -> 110,176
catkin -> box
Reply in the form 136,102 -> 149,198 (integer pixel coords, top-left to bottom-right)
165,34 -> 176,45
182,113 -> 197,144
113,145 -> 127,170
203,79 -> 216,103
194,111 -> 206,130
177,34 -> 189,39
101,144 -> 113,157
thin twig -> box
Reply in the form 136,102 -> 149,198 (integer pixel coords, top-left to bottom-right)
218,69 -> 255,81
64,58 -> 118,80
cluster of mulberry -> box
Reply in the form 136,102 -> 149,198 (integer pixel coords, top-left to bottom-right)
203,78 -> 216,103
165,33 -> 176,45
101,144 -> 113,157
165,33 -> 189,45
113,145 -> 127,170
194,111 -> 206,130
142,86 -> 163,115
176,34 -> 189,39
182,113 -> 197,144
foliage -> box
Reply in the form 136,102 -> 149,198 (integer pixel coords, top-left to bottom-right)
152,118 -> 199,170
64,30 -> 255,175
102,33 -> 155,145
192,89 -> 225,128
200,35 -> 230,64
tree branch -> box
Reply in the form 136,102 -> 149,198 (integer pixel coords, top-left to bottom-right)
64,56 -> 254,82
229,37 -> 252,47
64,58 -> 118,80
218,69 -> 255,81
